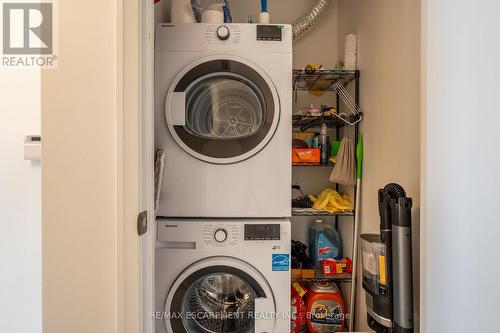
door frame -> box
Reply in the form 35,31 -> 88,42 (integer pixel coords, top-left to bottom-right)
138,0 -> 155,332
121,0 -> 155,333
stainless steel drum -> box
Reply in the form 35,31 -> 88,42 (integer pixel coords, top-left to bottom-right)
182,273 -> 258,333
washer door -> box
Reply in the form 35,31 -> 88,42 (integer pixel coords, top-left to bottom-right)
165,57 -> 280,164
165,257 -> 276,333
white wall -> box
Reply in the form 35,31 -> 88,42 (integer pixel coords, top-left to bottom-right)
337,0 -> 421,331
0,70 -> 42,333
422,0 -> 500,331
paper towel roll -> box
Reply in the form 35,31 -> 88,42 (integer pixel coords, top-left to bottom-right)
171,0 -> 196,23
344,34 -> 357,70
202,9 -> 224,24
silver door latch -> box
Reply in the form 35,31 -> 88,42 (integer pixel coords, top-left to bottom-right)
137,211 -> 148,236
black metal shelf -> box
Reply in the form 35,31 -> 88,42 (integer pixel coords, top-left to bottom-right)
292,164 -> 334,167
292,114 -> 363,132
292,208 -> 354,217
292,271 -> 352,282
292,69 -> 358,91
291,68 -> 361,332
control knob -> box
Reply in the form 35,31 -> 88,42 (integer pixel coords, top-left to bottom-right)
217,26 -> 230,40
214,228 -> 228,243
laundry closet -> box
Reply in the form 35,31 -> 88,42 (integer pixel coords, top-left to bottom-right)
147,1 -> 420,333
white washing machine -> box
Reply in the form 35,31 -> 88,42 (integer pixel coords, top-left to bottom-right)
155,218 -> 291,333
155,23 -> 292,218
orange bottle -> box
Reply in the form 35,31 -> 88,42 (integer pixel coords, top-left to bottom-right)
306,282 -> 346,332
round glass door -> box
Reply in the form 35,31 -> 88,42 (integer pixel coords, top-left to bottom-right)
166,59 -> 280,164
183,273 -> 257,333
165,262 -> 274,333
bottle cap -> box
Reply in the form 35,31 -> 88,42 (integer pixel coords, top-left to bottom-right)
320,123 -> 327,135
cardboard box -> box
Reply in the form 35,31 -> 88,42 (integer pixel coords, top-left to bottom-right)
292,148 -> 320,165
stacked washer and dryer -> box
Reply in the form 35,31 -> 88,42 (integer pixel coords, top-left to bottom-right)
154,23 -> 293,333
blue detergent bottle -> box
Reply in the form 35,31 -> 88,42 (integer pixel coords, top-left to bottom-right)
309,219 -> 342,268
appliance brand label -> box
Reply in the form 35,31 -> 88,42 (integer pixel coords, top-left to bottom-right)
272,254 -> 289,271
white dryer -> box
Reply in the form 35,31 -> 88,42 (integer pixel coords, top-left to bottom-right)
155,218 -> 291,333
155,23 -> 292,218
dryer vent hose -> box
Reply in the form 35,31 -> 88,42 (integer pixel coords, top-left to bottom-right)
292,0 -> 331,41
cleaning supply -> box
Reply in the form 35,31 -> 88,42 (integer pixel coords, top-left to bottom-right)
309,219 -> 342,268
310,188 -> 353,213
259,0 -> 270,23
291,282 -> 308,333
223,0 -> 232,23
319,123 -> 329,165
321,258 -> 353,276
306,282 -> 346,332
329,136 -> 356,185
348,132 -> 364,329
330,140 -> 341,162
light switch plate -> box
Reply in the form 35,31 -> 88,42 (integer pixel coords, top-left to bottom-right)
24,135 -> 41,161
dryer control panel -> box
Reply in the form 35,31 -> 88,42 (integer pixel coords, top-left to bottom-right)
155,23 -> 292,53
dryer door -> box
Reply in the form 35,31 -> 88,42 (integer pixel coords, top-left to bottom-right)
165,57 -> 280,164
164,257 -> 276,333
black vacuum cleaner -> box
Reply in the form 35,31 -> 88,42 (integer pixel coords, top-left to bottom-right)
361,183 -> 413,333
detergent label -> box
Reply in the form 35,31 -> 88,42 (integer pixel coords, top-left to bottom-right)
317,234 -> 340,260
310,300 -> 343,327
272,254 -> 289,271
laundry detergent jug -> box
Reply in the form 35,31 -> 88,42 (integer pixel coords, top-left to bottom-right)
306,282 -> 346,332
309,219 -> 342,268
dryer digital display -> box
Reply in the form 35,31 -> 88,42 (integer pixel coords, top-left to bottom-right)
256,25 -> 283,41
244,224 -> 280,240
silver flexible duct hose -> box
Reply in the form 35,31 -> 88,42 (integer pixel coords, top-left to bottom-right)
292,0 -> 331,41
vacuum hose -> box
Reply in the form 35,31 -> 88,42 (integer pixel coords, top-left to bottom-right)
292,0 -> 331,41
383,183 -> 407,199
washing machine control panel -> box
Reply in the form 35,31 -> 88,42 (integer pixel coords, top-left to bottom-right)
202,224 -> 240,247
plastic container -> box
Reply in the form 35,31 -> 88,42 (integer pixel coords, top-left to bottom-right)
360,234 -> 388,296
309,219 -> 342,268
306,282 -> 346,332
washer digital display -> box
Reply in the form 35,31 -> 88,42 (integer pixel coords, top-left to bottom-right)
244,224 -> 280,240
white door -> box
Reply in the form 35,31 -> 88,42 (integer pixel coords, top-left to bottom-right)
164,257 -> 276,333
162,57 -> 280,164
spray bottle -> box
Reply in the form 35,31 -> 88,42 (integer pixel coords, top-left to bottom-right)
319,123 -> 329,165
